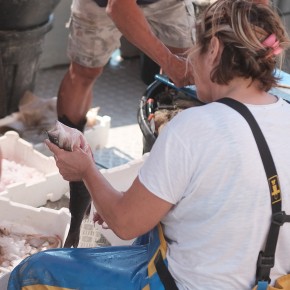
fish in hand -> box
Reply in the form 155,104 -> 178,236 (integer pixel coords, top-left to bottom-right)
47,120 -> 92,248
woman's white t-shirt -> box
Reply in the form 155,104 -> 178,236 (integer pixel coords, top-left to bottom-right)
139,98 -> 290,290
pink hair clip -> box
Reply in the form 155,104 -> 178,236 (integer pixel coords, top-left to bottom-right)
262,33 -> 283,56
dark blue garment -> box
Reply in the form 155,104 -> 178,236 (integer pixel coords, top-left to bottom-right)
7,225 -> 171,290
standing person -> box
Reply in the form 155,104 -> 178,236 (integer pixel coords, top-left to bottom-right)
58,0 -> 271,133
57,0 -> 196,132
57,0 -> 271,130
8,0 -> 290,289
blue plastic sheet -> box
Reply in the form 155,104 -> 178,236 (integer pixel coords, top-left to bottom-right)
8,225 -> 169,290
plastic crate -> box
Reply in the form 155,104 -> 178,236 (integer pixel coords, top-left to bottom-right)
0,197 -> 70,288
0,131 -> 69,207
85,153 -> 149,247
84,115 -> 111,150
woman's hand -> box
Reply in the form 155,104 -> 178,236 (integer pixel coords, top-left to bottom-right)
45,139 -> 95,182
93,212 -> 109,229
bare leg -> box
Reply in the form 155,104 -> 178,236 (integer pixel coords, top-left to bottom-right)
57,61 -> 104,125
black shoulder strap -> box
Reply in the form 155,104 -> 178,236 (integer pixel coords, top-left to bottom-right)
216,97 -> 290,286
154,250 -> 179,290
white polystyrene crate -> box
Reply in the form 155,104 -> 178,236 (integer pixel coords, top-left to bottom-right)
84,115 -> 111,150
0,197 -> 70,289
88,153 -> 149,247
0,131 -> 69,207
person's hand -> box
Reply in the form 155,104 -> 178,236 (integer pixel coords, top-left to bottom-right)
162,54 -> 195,88
93,212 -> 109,229
45,139 -> 95,182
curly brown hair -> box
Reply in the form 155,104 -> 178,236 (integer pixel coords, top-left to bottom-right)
188,0 -> 290,91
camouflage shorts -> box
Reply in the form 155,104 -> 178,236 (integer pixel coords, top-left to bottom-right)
68,0 -> 196,68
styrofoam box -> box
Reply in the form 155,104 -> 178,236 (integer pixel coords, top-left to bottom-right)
0,197 -> 70,289
84,115 -> 111,150
87,153 -> 149,247
0,131 -> 69,207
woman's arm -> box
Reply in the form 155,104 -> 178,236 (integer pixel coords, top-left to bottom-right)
46,140 -> 173,240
